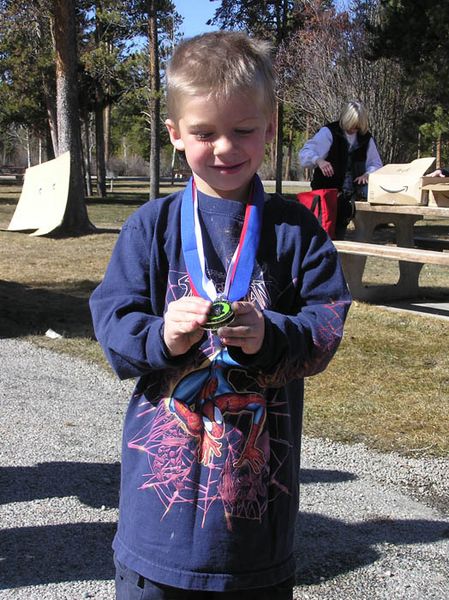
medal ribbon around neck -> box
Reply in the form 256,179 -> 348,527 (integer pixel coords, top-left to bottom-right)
181,176 -> 264,303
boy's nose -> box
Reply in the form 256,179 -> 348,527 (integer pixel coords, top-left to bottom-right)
213,135 -> 234,155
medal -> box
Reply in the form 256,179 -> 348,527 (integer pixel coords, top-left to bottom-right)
203,298 -> 235,331
181,176 -> 264,330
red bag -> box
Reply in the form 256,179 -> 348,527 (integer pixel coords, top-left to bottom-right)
296,188 -> 338,239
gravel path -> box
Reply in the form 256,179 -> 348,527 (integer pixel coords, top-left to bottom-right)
0,339 -> 448,599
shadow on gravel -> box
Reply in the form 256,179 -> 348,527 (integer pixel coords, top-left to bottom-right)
299,468 -> 357,484
0,461 -> 120,509
1,460 -> 447,590
294,512 -> 449,585
0,522 -> 116,587
1,512 -> 448,590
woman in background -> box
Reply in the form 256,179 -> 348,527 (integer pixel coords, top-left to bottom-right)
299,100 -> 382,239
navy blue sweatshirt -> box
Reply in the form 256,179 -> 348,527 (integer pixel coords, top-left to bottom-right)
90,187 -> 351,592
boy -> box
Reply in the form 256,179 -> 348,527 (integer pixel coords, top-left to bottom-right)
90,31 -> 351,599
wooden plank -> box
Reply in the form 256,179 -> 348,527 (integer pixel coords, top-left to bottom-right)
355,202 -> 449,218
421,183 -> 449,191
333,240 -> 449,266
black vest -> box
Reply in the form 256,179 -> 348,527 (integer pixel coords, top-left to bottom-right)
311,121 -> 372,190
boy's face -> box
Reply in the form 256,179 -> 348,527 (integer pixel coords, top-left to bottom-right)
166,93 -> 275,201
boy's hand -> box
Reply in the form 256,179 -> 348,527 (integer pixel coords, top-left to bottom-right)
163,297 -> 211,357
217,301 -> 265,355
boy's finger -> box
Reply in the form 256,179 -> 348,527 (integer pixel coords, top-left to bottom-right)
167,299 -> 211,316
179,297 -> 212,311
231,301 -> 254,315
176,313 -> 209,328
218,324 -> 253,339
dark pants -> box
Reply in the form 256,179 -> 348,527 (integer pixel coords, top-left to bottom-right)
335,191 -> 356,240
115,556 -> 294,600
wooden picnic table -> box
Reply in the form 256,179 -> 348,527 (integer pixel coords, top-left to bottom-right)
334,202 -> 449,302
0,165 -> 25,181
353,202 -> 449,245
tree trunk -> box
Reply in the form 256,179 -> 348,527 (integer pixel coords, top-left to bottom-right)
54,0 -> 93,233
46,128 -> 55,161
94,7 -> 106,197
148,0 -> 160,200
26,129 -> 31,167
275,101 -> 284,193
95,85 -> 107,197
41,19 -> 58,157
304,113 -> 311,181
274,0 -> 288,194
104,103 -> 111,170
83,117 -> 93,197
122,137 -> 128,168
436,133 -> 442,167
284,126 -> 293,181
43,75 -> 59,157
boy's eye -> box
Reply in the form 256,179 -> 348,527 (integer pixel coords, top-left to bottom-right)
194,132 -> 212,140
235,129 -> 254,135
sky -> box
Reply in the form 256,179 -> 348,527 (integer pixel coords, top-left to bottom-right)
173,1 -> 349,39
174,0 -> 218,38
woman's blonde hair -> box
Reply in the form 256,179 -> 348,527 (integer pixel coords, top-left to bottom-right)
166,31 -> 276,120
339,101 -> 369,134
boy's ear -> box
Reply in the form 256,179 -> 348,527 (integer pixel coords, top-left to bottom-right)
265,113 -> 276,143
165,119 -> 185,152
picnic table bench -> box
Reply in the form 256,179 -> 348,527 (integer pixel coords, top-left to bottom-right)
0,165 -> 25,182
170,167 -> 191,185
334,202 -> 449,301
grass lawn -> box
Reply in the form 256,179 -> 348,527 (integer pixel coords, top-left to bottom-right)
1,178 -> 448,458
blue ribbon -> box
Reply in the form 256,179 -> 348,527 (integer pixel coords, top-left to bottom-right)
181,176 -> 264,302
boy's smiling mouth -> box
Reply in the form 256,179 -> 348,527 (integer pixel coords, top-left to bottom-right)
210,161 -> 246,172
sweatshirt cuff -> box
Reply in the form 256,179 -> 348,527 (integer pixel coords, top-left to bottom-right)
146,321 -> 205,370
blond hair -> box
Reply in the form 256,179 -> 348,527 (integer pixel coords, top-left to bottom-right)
339,101 -> 369,134
166,31 -> 275,120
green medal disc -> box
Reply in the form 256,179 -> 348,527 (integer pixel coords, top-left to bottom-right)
203,299 -> 235,330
